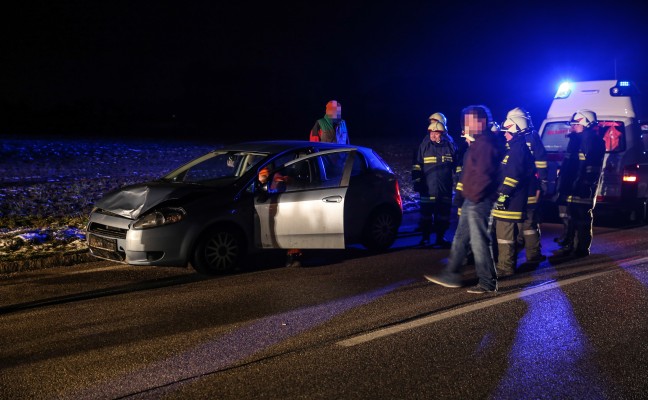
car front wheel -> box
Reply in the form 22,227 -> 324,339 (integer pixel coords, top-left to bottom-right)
362,208 -> 400,251
192,228 -> 245,274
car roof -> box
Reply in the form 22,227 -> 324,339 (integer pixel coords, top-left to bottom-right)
217,140 -> 361,154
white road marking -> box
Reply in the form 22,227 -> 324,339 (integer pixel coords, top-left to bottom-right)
337,257 -> 648,347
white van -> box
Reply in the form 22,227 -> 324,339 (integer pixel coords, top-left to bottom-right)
539,80 -> 648,221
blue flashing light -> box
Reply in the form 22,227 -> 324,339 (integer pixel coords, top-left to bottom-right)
555,81 -> 572,99
611,80 -> 636,96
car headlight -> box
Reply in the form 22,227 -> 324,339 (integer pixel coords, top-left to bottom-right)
132,207 -> 186,230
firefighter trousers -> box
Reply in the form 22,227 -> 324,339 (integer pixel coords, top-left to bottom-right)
495,219 -> 518,272
517,206 -> 542,260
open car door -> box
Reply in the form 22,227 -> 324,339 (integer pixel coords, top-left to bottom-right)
254,149 -> 355,249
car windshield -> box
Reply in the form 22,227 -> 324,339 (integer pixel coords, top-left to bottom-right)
541,121 -> 626,153
162,151 -> 268,184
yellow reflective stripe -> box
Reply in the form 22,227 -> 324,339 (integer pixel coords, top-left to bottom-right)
442,155 -> 454,162
527,196 -> 537,204
579,153 -> 586,160
535,161 -> 547,168
456,182 -> 463,191
456,166 -> 463,173
503,177 -> 518,187
420,196 -> 436,203
492,210 -> 523,219
567,196 -> 593,205
423,156 -> 437,163
457,208 -> 462,216
412,165 -> 422,170
502,155 -> 509,164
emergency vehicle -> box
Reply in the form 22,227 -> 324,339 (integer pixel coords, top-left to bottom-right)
539,80 -> 648,222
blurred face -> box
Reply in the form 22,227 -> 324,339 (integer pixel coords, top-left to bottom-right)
463,113 -> 486,136
571,123 -> 584,133
429,130 -> 442,143
326,101 -> 342,120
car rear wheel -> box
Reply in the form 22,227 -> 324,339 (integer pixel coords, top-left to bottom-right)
362,208 -> 400,251
192,228 -> 245,274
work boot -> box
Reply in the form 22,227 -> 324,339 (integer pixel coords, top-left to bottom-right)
552,246 -> 573,258
419,235 -> 430,247
285,250 -> 303,268
553,236 -> 569,246
526,254 -> 547,264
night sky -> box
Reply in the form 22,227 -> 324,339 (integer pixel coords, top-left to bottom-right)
3,0 -> 648,143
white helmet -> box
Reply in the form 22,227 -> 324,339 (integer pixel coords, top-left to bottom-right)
429,112 -> 448,126
502,107 -> 532,134
570,109 -> 597,128
427,120 -> 447,132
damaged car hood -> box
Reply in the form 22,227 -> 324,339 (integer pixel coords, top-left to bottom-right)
95,181 -> 230,219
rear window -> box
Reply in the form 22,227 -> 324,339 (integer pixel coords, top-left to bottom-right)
363,149 -> 393,173
541,121 -> 626,153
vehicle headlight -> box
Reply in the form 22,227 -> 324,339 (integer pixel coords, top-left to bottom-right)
132,208 -> 186,230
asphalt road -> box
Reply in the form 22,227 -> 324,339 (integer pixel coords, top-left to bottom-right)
1,215 -> 647,399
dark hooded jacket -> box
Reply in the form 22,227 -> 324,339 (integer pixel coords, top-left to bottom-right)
461,132 -> 502,203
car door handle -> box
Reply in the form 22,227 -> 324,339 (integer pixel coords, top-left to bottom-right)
322,196 -> 343,203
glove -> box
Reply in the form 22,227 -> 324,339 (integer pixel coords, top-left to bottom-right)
576,185 -> 593,199
494,194 -> 510,211
540,179 -> 548,194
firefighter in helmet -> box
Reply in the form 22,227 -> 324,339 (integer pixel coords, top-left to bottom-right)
552,109 -> 605,258
492,109 -> 536,277
412,114 -> 457,247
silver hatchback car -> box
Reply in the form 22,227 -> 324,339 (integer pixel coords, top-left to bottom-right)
87,140 -> 403,274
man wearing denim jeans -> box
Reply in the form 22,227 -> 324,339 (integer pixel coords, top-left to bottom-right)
424,105 -> 502,293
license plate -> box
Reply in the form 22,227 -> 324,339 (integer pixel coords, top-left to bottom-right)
88,234 -> 117,252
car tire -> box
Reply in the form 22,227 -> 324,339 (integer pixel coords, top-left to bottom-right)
362,208 -> 400,251
192,227 -> 245,275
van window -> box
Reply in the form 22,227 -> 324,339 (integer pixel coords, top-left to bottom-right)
541,122 -> 571,152
541,121 -> 626,153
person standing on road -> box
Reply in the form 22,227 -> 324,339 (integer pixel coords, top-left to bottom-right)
424,105 -> 502,294
412,114 -> 457,247
309,100 -> 349,144
492,109 -> 536,277
286,100 -> 348,268
552,109 -> 605,259
507,107 -> 548,265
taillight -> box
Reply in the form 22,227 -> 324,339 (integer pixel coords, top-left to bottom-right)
394,180 -> 403,210
623,164 -> 639,183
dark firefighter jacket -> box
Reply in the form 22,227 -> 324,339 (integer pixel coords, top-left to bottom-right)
492,134 -> 536,222
412,134 -> 457,205
558,129 -> 606,206
525,130 -> 548,208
